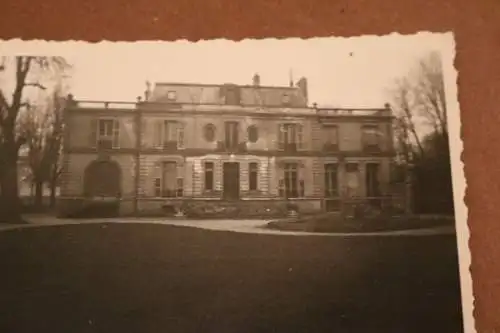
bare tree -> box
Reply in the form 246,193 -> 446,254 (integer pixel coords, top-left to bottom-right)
391,51 -> 448,159
390,51 -> 453,214
0,56 -> 70,223
19,89 -> 66,209
392,78 -> 425,159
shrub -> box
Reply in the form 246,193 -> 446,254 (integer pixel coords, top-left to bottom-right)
286,203 -> 299,212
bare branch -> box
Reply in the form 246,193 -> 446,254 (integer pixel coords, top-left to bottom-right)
0,90 -> 8,110
392,78 -> 425,158
25,82 -> 47,90
390,52 -> 449,162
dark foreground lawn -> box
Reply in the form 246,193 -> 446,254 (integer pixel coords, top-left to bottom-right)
267,215 -> 455,233
0,223 -> 464,333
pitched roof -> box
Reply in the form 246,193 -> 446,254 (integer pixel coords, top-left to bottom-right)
148,81 -> 308,107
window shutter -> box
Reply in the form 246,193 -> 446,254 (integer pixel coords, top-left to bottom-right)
89,118 -> 98,148
176,162 -> 184,197
328,126 -> 338,145
141,119 -> 147,148
278,179 -> 285,197
277,163 -> 285,196
177,122 -> 185,149
154,178 -> 161,197
153,163 -> 161,197
298,163 -> 305,196
368,127 -> 375,145
232,122 -> 239,145
153,120 -> 163,148
376,126 -> 383,147
112,119 -> 120,148
296,124 -> 304,149
278,124 -> 285,150
176,162 -> 184,179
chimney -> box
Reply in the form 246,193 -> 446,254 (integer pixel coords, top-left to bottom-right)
252,73 -> 260,86
66,93 -> 77,107
296,77 -> 308,103
144,81 -> 152,101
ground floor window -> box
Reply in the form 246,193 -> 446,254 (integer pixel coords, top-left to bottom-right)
345,163 -> 360,198
204,161 -> 214,191
324,163 -> 339,197
249,162 -> 258,191
366,163 -> 381,197
279,163 -> 303,198
154,161 -> 183,197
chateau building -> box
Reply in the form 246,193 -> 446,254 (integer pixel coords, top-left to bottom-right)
58,74 -> 396,217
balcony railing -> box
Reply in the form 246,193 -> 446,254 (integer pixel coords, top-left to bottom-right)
323,143 -> 339,152
66,98 -> 392,118
97,139 -> 116,150
316,108 -> 392,117
216,141 -> 247,153
362,144 -> 383,153
155,189 -> 183,198
324,189 -> 339,198
68,100 -> 137,110
159,141 -> 179,150
278,142 -> 298,152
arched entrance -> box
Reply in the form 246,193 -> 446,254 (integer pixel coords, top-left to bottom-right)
82,159 -> 122,217
84,159 -> 122,198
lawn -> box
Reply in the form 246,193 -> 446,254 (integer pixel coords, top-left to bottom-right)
0,223 -> 464,333
267,213 -> 455,233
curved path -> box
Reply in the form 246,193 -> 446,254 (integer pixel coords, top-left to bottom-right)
0,215 -> 456,237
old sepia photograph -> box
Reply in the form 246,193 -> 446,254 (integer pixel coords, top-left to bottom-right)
0,33 -> 471,332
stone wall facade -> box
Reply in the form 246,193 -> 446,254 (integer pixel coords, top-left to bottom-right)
58,83 -> 396,218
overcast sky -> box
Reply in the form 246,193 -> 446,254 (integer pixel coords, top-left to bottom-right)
1,32 -> 454,108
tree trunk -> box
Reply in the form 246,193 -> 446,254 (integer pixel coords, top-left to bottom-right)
0,158 -> 22,223
49,180 -> 57,208
34,181 -> 43,208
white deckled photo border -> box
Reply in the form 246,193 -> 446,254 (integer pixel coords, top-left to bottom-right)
0,33 -> 474,332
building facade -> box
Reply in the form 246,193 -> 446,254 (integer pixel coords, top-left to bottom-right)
58,75 -> 396,217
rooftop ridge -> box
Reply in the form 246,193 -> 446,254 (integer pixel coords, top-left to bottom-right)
154,82 -> 300,90
66,99 -> 390,111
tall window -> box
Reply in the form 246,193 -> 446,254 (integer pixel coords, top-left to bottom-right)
97,118 -> 120,149
153,120 -> 185,149
345,163 -> 360,198
224,121 -> 239,149
278,123 -> 304,151
323,125 -> 339,151
324,163 -> 339,197
281,163 -> 302,198
154,162 -> 183,198
204,162 -> 214,191
249,162 -> 258,191
362,125 -> 380,151
366,163 -> 381,197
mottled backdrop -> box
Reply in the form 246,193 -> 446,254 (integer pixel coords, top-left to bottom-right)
1,1 -> 498,332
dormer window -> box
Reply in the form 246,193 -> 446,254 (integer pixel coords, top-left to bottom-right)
167,91 -> 177,101
282,93 -> 291,105
220,84 -> 241,105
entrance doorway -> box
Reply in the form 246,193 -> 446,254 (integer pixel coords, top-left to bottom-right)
223,162 -> 240,200
365,163 -> 381,208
